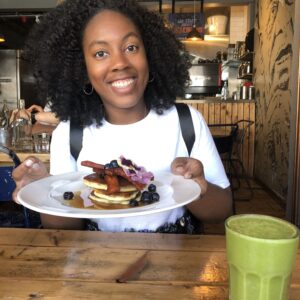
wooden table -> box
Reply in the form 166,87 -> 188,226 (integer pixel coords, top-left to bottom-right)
0,228 -> 299,299
0,151 -> 50,165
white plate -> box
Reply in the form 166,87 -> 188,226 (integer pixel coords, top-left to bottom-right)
17,171 -> 201,218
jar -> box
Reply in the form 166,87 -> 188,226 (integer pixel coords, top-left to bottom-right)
248,86 -> 255,100
240,85 -> 249,100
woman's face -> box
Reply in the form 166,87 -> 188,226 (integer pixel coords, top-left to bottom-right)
82,10 -> 149,111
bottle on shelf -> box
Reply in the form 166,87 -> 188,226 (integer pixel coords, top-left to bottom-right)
221,80 -> 229,100
0,99 -> 10,128
10,99 -> 33,151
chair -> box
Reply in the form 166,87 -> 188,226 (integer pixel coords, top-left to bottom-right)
229,120 -> 254,200
208,123 -> 238,213
0,145 -> 34,227
209,120 -> 254,211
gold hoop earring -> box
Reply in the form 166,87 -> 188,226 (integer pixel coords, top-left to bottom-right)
83,83 -> 94,95
148,74 -> 154,83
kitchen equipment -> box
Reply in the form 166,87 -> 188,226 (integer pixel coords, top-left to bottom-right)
185,61 -> 222,97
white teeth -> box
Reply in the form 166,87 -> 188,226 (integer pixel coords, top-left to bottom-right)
111,79 -> 134,88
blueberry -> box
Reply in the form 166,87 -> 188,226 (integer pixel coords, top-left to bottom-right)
129,199 -> 139,207
110,160 -> 119,168
141,191 -> 153,204
63,191 -> 74,200
104,163 -> 111,169
148,183 -> 156,193
152,192 -> 160,202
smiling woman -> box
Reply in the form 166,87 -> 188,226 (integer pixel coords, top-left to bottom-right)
12,0 -> 232,232
82,10 -> 149,124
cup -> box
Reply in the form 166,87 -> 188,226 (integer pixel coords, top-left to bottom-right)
225,214 -> 299,300
0,128 -> 12,147
33,132 -> 51,153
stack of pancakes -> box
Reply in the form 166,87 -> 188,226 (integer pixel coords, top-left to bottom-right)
83,173 -> 141,206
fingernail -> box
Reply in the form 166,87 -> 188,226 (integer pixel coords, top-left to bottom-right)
176,166 -> 184,171
184,173 -> 192,179
25,159 -> 34,167
32,163 -> 40,170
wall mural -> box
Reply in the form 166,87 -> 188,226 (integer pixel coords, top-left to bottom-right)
254,0 -> 295,200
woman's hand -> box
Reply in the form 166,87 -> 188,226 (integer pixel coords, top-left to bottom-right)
171,157 -> 232,223
9,108 -> 31,124
171,157 -> 208,196
27,105 -> 44,113
12,156 -> 49,203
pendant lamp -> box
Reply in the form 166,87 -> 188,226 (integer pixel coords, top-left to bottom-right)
0,34 -> 5,43
186,0 -> 203,41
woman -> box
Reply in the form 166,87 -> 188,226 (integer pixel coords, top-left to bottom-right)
13,0 -> 232,232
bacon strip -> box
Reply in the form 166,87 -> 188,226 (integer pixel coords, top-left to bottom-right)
81,160 -> 104,170
81,160 -> 146,191
104,174 -> 120,194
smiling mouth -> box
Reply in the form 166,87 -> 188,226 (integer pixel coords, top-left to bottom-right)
111,79 -> 135,89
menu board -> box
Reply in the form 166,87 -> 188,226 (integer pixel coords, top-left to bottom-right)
168,13 -> 204,39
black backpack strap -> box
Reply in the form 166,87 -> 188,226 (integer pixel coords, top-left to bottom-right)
175,103 -> 195,156
70,120 -> 83,161
69,104 -> 195,160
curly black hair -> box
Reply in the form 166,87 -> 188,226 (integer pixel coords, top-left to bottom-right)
24,0 -> 191,126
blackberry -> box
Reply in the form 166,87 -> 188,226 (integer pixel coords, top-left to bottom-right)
63,191 -> 74,200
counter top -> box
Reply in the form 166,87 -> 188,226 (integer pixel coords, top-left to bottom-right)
177,97 -> 255,103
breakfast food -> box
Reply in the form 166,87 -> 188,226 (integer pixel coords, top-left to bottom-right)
81,156 -> 159,207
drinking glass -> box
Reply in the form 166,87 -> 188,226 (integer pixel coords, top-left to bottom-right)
33,132 -> 51,153
226,214 -> 299,300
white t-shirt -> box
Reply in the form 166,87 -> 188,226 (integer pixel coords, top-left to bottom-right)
50,105 -> 229,231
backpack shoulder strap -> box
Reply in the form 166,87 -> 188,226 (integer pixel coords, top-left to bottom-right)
70,119 -> 83,161
174,103 -> 195,156
69,103 -> 196,160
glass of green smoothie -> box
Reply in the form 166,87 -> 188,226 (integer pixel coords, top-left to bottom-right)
225,214 -> 299,300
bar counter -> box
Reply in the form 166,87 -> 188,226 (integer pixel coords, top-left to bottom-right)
177,98 -> 255,176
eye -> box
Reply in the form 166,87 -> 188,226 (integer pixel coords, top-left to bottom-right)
126,45 -> 139,53
95,50 -> 108,59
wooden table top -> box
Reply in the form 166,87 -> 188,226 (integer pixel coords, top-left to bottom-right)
0,228 -> 299,299
0,151 -> 50,165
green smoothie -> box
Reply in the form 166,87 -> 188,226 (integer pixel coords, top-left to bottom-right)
225,214 -> 299,300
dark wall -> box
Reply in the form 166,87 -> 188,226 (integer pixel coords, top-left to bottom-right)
0,15 -> 36,49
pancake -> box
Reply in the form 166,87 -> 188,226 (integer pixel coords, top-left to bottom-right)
83,173 -> 137,192
89,190 -> 140,205
93,189 -> 140,201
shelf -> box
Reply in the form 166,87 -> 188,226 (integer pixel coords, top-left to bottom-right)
238,74 -> 253,80
222,59 -> 240,68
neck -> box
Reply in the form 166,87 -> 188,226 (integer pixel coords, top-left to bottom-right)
105,104 -> 148,125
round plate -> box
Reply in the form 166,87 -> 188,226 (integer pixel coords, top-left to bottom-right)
17,171 -> 201,218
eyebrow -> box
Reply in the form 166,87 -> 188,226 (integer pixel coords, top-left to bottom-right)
88,32 -> 141,49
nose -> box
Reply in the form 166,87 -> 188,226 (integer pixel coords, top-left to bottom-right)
110,51 -> 129,71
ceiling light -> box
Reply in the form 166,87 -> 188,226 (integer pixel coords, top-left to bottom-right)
186,0 -> 204,41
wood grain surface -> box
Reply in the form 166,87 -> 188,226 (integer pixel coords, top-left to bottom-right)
0,228 -> 299,299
